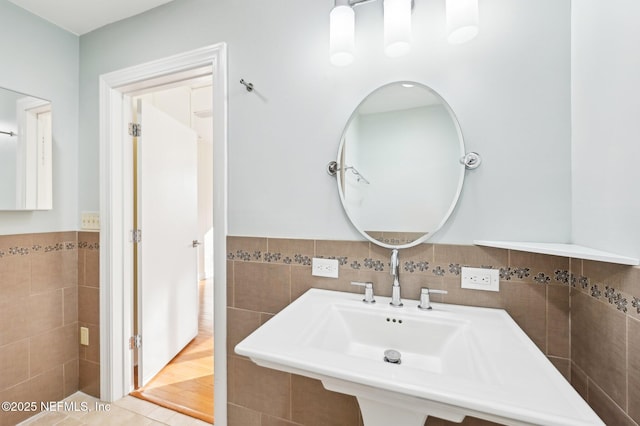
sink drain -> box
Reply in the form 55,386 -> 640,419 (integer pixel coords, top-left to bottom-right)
383,349 -> 401,364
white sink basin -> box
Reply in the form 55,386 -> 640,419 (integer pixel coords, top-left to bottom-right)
235,289 -> 604,426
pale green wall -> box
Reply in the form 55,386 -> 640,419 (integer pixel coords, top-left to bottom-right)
0,1 -> 79,234
78,0 -> 572,244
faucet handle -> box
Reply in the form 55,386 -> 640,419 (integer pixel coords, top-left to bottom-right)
350,281 -> 376,304
423,288 -> 448,295
418,287 -> 447,310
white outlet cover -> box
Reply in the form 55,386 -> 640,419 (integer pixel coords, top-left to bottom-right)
461,266 -> 500,292
311,257 -> 339,278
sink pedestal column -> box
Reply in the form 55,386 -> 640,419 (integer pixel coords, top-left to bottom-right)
322,378 -> 466,426
357,397 -> 428,426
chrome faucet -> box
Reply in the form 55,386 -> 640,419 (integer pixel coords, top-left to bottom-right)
390,249 -> 403,307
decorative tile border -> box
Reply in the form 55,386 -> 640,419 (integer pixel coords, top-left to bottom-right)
227,237 -> 640,318
78,241 -> 100,250
0,241 -> 79,258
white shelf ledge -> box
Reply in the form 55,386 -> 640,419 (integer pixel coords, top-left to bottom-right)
474,240 -> 639,266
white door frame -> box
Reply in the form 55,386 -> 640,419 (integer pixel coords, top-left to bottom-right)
98,43 -> 228,424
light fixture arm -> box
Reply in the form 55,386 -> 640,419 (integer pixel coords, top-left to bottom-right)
347,0 -> 414,10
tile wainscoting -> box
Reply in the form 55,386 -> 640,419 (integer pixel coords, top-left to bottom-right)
0,231 -> 100,426
3,232 -> 636,425
227,236 -> 640,426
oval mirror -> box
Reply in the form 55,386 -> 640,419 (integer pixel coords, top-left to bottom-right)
335,81 -> 466,249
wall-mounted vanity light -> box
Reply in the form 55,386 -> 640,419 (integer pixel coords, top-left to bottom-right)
329,0 -> 479,66
446,0 -> 479,44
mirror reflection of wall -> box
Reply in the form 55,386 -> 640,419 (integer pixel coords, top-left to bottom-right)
338,82 -> 465,248
0,87 -> 52,210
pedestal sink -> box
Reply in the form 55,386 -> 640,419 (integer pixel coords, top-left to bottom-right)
235,289 -> 604,426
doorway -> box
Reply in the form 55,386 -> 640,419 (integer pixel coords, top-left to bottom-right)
98,44 -> 228,424
127,81 -> 215,423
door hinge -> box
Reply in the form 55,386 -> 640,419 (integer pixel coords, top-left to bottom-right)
132,229 -> 142,243
128,122 -> 141,137
129,334 -> 141,349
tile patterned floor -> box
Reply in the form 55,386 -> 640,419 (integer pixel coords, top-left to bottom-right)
18,392 -> 211,426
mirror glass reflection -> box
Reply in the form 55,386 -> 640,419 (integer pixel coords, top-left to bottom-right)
0,87 -> 52,210
337,82 -> 465,248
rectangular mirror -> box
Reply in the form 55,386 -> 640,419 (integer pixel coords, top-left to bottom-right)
0,86 -> 52,210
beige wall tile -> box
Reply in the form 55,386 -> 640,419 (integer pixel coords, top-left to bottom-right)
291,375 -> 360,426
0,379 -> 36,426
63,287 -> 78,325
78,231 -> 99,245
0,234 -> 33,251
234,262 -> 290,314
266,238 -> 314,265
227,403 -> 261,426
587,380 -> 635,426
571,291 -> 627,409
315,240 -> 370,267
28,366 -> 65,408
227,236 -> 267,261
84,250 -> 100,288
434,245 -> 508,272
227,260 -> 234,307
571,362 -> 588,402
399,272 -> 444,302
34,232 -> 76,246
227,308 -> 261,357
230,357 -> 291,419
500,282 -> 547,352
30,324 -> 78,376
547,285 -> 570,358
583,260 -> 638,295
78,286 -> 99,325
78,359 -> 100,398
628,317 -> 640,423
0,255 -> 31,299
509,252 -> 569,285
400,243 -> 434,267
31,250 -> 77,293
548,356 -> 570,381
63,359 -> 79,398
28,289 -> 64,336
262,414 -> 304,426
0,295 -> 28,346
0,340 -> 29,391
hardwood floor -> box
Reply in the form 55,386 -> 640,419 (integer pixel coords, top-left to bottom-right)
131,279 -> 214,424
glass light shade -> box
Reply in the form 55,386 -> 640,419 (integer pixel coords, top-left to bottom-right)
384,0 -> 412,57
446,0 -> 479,44
330,5 -> 355,67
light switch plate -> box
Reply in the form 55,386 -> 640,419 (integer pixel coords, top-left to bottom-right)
81,212 -> 100,231
80,326 -> 89,346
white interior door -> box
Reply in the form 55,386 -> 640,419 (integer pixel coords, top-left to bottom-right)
137,99 -> 199,387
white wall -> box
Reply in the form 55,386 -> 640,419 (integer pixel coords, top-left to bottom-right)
0,1 -> 79,234
79,0 -> 571,244
571,0 -> 640,259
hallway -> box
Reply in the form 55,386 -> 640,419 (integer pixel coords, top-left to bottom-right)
131,279 -> 214,423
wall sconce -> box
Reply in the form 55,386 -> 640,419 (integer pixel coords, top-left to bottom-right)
383,0 -> 413,57
330,0 -> 356,66
330,0 -> 479,66
446,0 -> 479,44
